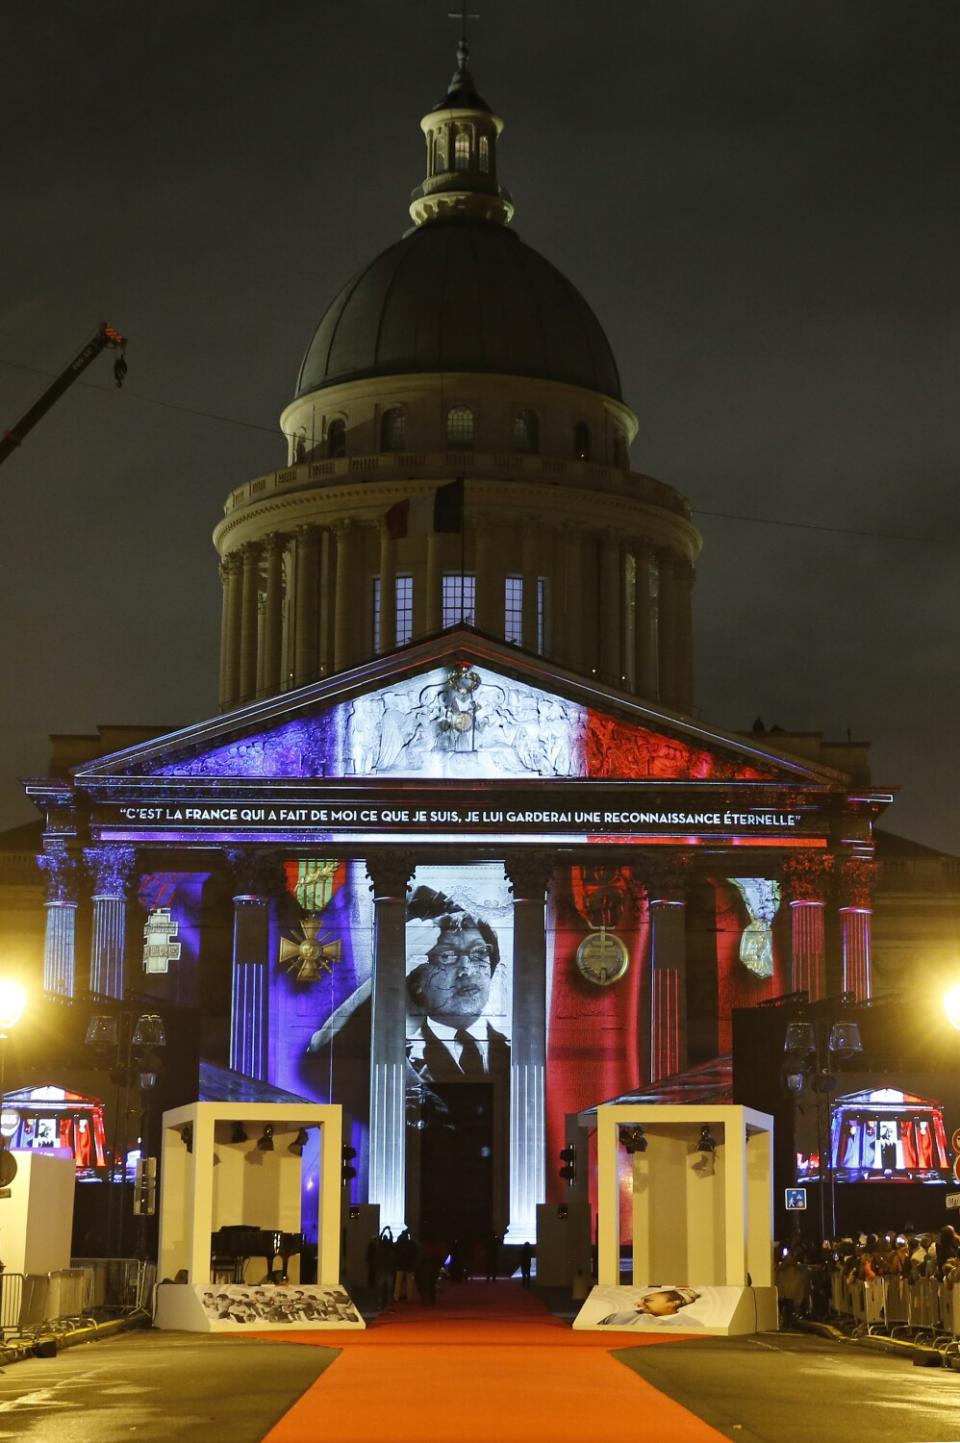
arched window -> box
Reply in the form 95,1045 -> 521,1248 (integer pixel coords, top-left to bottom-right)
478,135 -> 490,173
513,408 -> 539,454
446,405 -> 474,448
573,421 -> 591,460
435,131 -> 447,172
454,128 -> 471,170
612,428 -> 629,469
294,431 -> 306,463
326,418 -> 346,458
380,407 -> 406,452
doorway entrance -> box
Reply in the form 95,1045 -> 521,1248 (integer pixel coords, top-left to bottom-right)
418,1082 -> 494,1244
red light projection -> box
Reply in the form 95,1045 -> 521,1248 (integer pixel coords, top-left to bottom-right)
584,713 -> 773,781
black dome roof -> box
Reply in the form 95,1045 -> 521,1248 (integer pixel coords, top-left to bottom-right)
295,221 -> 622,401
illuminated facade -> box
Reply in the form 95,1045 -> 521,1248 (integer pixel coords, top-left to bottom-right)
22,46 -> 893,1240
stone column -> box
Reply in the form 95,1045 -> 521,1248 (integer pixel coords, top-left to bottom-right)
261,533 -> 285,697
561,523 -> 583,670
227,849 -> 282,1080
521,527 -> 539,651
634,543 -> 658,698
334,520 -> 360,671
318,527 -> 335,676
646,856 -> 690,1082
425,532 -> 443,633
378,522 -> 397,656
622,551 -> 637,692
781,855 -> 835,1001
366,851 -> 415,1236
599,531 -> 621,685
294,525 -> 319,687
474,518 -> 498,636
219,552 -> 242,710
37,839 -> 78,1000
84,845 -> 137,1000
657,551 -> 679,707
238,541 -> 262,704
838,859 -> 878,1001
673,558 -> 695,713
505,853 -> 552,1244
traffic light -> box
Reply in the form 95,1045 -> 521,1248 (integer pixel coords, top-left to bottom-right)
559,1145 -> 576,1184
341,1144 -> 358,1184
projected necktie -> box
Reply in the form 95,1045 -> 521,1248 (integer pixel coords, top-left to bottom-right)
455,1028 -> 484,1076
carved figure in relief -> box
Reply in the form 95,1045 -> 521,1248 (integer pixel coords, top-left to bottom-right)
728,877 -> 782,978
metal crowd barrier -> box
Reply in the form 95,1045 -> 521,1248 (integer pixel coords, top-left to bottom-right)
0,1273 -> 24,1333
824,1274 -> 954,1338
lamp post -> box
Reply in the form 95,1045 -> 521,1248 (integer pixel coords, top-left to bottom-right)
0,980 -> 28,1138
783,1009 -> 863,1242
85,1004 -> 166,1256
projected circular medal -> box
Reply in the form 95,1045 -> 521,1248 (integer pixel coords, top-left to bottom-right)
575,930 -> 629,986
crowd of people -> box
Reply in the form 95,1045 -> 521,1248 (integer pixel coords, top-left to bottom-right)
775,1225 -> 960,1323
365,1228 -> 533,1306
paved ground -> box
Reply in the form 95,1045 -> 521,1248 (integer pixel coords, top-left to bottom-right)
3,1323 -> 960,1442
616,1329 -> 960,1443
0,1330 -> 338,1443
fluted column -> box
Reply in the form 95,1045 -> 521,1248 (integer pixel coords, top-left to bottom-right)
838,859 -> 878,1001
657,551 -> 679,708
600,531 -> 621,685
238,541 -> 262,704
219,552 -> 242,710
261,533 -> 284,697
378,522 -> 397,655
319,526 -> 335,675
366,851 -> 415,1235
646,857 -> 690,1082
227,849 -> 282,1080
622,552 -> 637,692
37,839 -> 78,1000
474,518 -> 498,636
505,853 -> 552,1243
84,845 -> 137,999
425,532 -> 443,633
634,543 -> 658,698
294,524 -> 319,687
521,527 -> 539,651
334,520 -> 361,671
782,855 -> 834,1001
673,557 -> 695,713
561,523 -> 583,670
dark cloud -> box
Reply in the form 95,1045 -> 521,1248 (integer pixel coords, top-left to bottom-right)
1,0 -> 957,850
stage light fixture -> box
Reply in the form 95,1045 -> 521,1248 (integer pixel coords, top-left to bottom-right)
257,1125 -> 275,1152
178,1124 -> 193,1154
618,1125 -> 647,1155
230,1123 -> 249,1144
944,984 -> 960,1030
697,1126 -> 718,1153
783,1020 -> 815,1058
289,1128 -> 309,1156
827,1021 -> 863,1059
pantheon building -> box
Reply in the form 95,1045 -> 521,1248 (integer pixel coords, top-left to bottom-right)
22,45 -> 890,1243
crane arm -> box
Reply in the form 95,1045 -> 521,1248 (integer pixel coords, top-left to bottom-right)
0,322 -> 126,468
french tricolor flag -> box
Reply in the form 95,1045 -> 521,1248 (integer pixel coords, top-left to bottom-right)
385,477 -> 464,540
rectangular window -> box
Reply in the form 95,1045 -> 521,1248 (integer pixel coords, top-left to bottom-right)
372,576 -> 382,655
537,576 -> 549,655
504,575 -> 523,644
442,573 -> 476,627
395,575 -> 413,646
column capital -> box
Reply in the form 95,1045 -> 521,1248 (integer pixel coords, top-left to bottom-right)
780,852 -> 835,903
264,530 -> 286,555
37,838 -> 78,905
837,857 -> 879,909
365,850 -> 416,900
83,844 -> 137,898
637,852 -> 693,902
225,846 -> 286,899
505,852 -> 553,901
296,521 -> 320,541
220,550 -> 242,578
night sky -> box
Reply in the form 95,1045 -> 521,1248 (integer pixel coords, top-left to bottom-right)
2,1 -> 958,850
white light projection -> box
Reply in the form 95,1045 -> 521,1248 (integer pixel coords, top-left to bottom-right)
728,878 -> 782,978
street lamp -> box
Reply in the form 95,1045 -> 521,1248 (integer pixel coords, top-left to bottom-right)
783,1005 -> 863,1241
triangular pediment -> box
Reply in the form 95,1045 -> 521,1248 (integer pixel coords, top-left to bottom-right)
74,630 -> 847,790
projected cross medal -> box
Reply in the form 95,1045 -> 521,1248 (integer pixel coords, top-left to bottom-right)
279,916 -> 341,983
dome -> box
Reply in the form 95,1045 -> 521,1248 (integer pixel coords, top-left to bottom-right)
295,220 -> 622,402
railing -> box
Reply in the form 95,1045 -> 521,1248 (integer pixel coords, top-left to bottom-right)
0,1273 -> 23,1333
824,1273 -> 960,1345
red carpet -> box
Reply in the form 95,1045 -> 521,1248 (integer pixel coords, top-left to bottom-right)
260,1281 -> 726,1443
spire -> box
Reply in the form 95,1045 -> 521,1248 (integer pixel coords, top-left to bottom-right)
409,38 -> 513,228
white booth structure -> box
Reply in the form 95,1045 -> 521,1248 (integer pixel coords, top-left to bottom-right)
574,1103 -> 778,1335
155,1101 -> 364,1331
